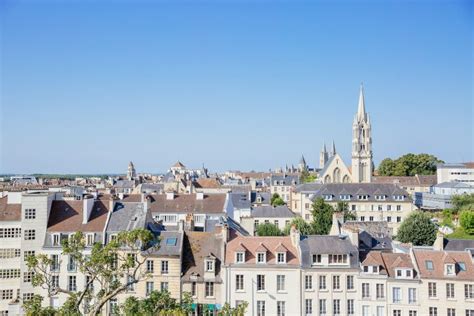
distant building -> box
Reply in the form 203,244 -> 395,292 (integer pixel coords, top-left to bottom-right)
437,162 -> 474,184
240,205 -> 296,235
270,174 -> 300,202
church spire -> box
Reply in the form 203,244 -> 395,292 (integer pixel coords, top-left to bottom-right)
331,140 -> 336,156
357,83 -> 367,122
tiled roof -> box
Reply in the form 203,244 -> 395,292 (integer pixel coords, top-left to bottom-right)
381,253 -> 414,278
372,175 -> 437,187
0,196 -> 21,221
148,194 -> 226,214
47,200 -> 110,232
172,161 -> 186,168
413,249 -> 474,280
182,231 -> 223,281
193,178 -> 222,189
225,231 -> 300,265
361,251 -> 387,274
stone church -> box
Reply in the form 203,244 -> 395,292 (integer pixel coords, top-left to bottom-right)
318,85 -> 373,183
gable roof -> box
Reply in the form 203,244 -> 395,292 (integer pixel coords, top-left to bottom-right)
381,253 -> 415,277
182,231 -> 223,281
106,202 -> 148,232
300,235 -> 359,268
413,249 -> 474,280
47,200 -> 110,232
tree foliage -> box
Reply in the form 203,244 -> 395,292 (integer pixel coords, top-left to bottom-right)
25,229 -> 157,316
452,194 -> 474,213
459,210 -> 474,235
300,169 -> 316,183
396,212 -> 437,246
121,291 -> 193,316
270,193 -> 285,206
335,202 -> 357,221
311,198 -> 334,235
377,153 -> 443,176
256,223 -> 282,236
283,217 -> 315,235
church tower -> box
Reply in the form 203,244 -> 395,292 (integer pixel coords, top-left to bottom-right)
351,84 -> 373,183
127,161 -> 137,180
319,143 -> 329,169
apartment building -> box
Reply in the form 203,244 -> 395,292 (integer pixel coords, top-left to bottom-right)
270,174 -> 300,203
240,205 -> 295,236
223,227 -> 302,316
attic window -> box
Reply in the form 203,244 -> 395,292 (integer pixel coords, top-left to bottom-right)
277,252 -> 286,264
257,252 -> 266,264
235,252 -> 245,263
445,263 -> 455,276
425,260 -> 434,270
166,238 -> 177,246
52,234 -> 60,246
459,262 -> 466,271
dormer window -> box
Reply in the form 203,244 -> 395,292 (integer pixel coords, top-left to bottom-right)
257,252 -> 266,264
52,233 -> 60,246
406,269 -> 412,277
339,194 -> 351,201
312,254 -> 322,265
256,196 -> 262,203
459,262 -> 466,271
277,252 -> 286,264
358,195 -> 368,200
329,254 -> 348,264
373,265 -> 379,273
445,264 -> 455,276
324,194 -> 333,201
375,195 -> 386,201
205,260 -> 214,272
235,252 -> 245,263
110,234 -> 118,243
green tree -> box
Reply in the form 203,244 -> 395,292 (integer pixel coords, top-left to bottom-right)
311,198 -> 334,235
121,291 -> 193,316
377,153 -> 443,176
270,193 -> 285,206
396,212 -> 437,246
335,202 -> 356,221
283,217 -> 315,235
459,210 -> 474,234
452,194 -> 474,213
218,301 -> 249,316
256,223 -> 282,236
300,169 -> 316,183
25,229 -> 157,316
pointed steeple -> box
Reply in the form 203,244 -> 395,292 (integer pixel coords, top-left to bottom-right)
322,142 -> 327,153
331,140 -> 336,156
300,154 -> 306,165
357,83 -> 367,122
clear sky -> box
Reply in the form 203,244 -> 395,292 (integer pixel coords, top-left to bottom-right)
0,0 -> 472,174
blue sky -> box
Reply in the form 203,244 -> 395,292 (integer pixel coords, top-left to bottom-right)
1,0 -> 472,174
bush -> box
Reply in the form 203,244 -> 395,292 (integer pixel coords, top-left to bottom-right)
256,223 -> 282,236
459,210 -> 474,234
397,212 -> 437,246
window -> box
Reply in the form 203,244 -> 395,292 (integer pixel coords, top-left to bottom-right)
205,282 -> 214,297
160,282 -> 168,291
392,287 -> 401,303
257,275 -> 265,291
346,275 -> 354,290
0,290 -> 13,300
257,301 -> 265,316
360,216 -> 365,221
393,310 -> 401,316
22,293 -> 34,302
447,283 -> 455,298
397,269 -> 402,277
369,216 -> 374,221
347,299 -> 354,315
319,299 -> 326,315
362,306 -> 369,316
319,275 -> 326,290
146,282 -> 154,296
24,229 -> 35,240
387,216 -> 392,222
52,275 -> 59,288
466,310 -> 474,316
86,233 -> 94,246
304,299 -> 312,315
277,301 -> 285,316
333,299 -> 340,315
0,228 -> 21,238
376,283 -> 384,299
235,252 -> 245,263
205,260 -> 214,272
377,306 -> 385,316
429,307 -> 438,316
332,275 -> 340,290
328,254 -> 347,264
466,284 -> 474,299
68,256 -> 76,272
362,283 -> 370,298
408,288 -> 417,303
161,261 -> 168,274
277,252 -> 286,264
305,275 -> 312,290
397,216 -> 402,222
409,311 -> 417,316
426,260 -> 434,270
109,299 -> 118,315
146,260 -> 154,273
277,275 -> 285,292
236,275 -> 244,291
0,269 -> 20,279
24,209 -> 36,219
257,252 -> 266,264
50,254 -> 59,272
127,275 -> 135,291
396,205 -> 401,211
191,282 -> 196,297
447,308 -> 456,316
23,250 -> 34,261
312,254 -> 322,264
0,248 -> 20,259
428,282 -> 437,298
23,272 -> 34,283
68,276 -> 77,292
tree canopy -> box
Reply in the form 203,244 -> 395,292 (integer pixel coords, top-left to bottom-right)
459,210 -> 474,235
300,169 -> 317,183
283,216 -> 316,235
452,194 -> 474,213
396,212 -> 437,246
270,193 -> 285,206
377,153 -> 443,176
311,198 -> 334,235
256,223 -> 283,236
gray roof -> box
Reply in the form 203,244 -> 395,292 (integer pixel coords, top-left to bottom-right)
300,235 -> 359,268
113,180 -> 136,188
230,192 -> 251,209
106,202 -> 149,232
270,174 -> 300,186
444,238 -> 474,251
251,192 -> 271,205
250,205 -> 295,218
434,182 -> 474,189
295,183 -> 323,193
139,183 -> 164,193
147,230 -> 183,257
308,183 -> 411,202
318,155 -> 337,177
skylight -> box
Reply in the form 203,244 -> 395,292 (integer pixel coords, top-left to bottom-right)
425,260 -> 434,270
166,237 -> 177,246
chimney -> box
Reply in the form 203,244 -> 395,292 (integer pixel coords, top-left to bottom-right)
178,220 -> 185,232
196,192 -> 204,200
221,223 -> 230,243
348,229 -> 359,247
330,211 -> 344,236
118,193 -> 124,200
82,195 -> 95,224
290,225 -> 300,248
109,196 -> 116,213
185,213 -> 194,231
433,232 -> 445,251
166,191 -> 175,200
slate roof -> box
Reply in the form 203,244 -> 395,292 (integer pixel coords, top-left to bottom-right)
300,235 -> 359,268
342,221 -> 392,238
443,238 -> 474,251
318,155 -> 337,177
148,194 -> 226,214
251,192 -> 271,205
139,183 -> 164,194
434,182 -> 474,189
372,175 -> 437,187
106,202 -> 148,232
308,183 -> 411,202
47,200 -> 110,232
113,180 -> 136,188
413,249 -> 474,281
147,230 -> 183,257
270,174 -> 300,186
294,183 -> 323,193
0,196 -> 21,221
250,205 -> 295,218
182,231 -> 223,282
230,192 -> 251,209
